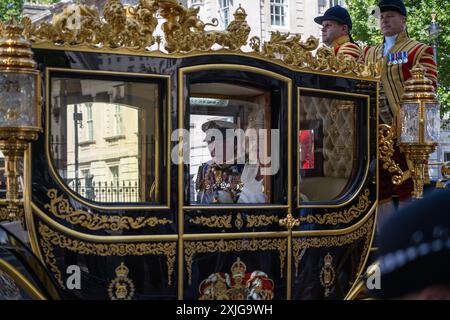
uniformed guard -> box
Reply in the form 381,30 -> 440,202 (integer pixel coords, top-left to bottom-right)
195,120 -> 267,204
362,0 -> 438,219
314,5 -> 362,61
370,190 -> 450,299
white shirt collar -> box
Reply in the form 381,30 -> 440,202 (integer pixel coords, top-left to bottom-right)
383,34 -> 399,57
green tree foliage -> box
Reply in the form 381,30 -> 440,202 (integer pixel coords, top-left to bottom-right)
35,0 -> 60,4
346,0 -> 450,117
1,1 -> 60,22
0,0 -> 25,21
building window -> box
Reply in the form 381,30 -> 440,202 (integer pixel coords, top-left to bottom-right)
86,103 -> 94,141
329,0 -> 344,6
318,0 -> 327,14
110,166 -> 119,185
270,0 -> 287,27
218,0 -> 231,28
445,152 -> 450,162
50,76 -> 162,204
114,104 -> 123,135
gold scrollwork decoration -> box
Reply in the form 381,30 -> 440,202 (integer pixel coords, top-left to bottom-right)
44,189 -> 172,231
18,0 -> 250,54
299,189 -> 371,225
246,215 -> 279,228
378,124 -> 404,185
0,206 -> 24,222
189,215 -> 232,229
21,0 -> 160,50
0,1 -> 381,79
38,222 -> 176,289
292,216 -> 374,277
279,213 -> 300,230
250,32 -> 380,78
357,225 -> 373,274
184,238 -> 287,285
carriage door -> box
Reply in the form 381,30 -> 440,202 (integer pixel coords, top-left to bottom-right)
178,65 -> 292,299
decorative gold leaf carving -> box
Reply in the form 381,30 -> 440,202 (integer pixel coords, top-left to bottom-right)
292,216 -> 374,277
184,238 -> 287,285
44,189 -> 172,231
38,222 -> 176,288
246,215 -> 279,228
378,124 -> 404,185
1,1 -> 381,79
189,215 -> 232,229
299,189 -> 371,225
0,206 -> 24,222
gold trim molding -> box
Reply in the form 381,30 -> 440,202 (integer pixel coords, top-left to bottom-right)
299,189 -> 371,225
44,189 -> 172,231
189,215 -> 232,229
246,215 -> 279,228
188,214 -> 279,229
0,1 -> 380,79
184,238 -> 287,285
38,222 -> 176,289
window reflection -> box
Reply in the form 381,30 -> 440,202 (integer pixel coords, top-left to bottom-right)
50,76 -> 161,203
299,129 -> 314,169
299,92 -> 358,202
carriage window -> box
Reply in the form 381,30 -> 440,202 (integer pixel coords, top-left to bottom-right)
50,76 -> 162,203
299,91 -> 360,203
188,82 -> 282,205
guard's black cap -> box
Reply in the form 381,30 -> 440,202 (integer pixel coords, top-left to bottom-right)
377,0 -> 407,16
314,5 -> 353,30
370,190 -> 450,299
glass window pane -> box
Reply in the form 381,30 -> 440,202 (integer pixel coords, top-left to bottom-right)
50,76 -> 162,203
425,103 -> 440,143
299,93 -> 358,202
188,82 -> 281,205
400,103 -> 420,143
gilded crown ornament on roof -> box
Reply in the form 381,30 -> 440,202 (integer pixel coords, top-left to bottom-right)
0,1 -> 381,79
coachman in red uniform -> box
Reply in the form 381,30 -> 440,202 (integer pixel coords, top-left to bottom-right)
314,5 -> 362,61
362,0 -> 437,220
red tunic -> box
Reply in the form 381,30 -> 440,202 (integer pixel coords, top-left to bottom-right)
363,31 -> 437,202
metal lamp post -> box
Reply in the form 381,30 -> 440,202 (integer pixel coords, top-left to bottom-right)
397,66 -> 440,199
0,21 -> 42,217
428,13 -> 443,65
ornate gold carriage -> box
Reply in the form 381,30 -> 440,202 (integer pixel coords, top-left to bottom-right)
0,0 -> 382,300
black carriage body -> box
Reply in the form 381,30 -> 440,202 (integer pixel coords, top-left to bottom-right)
21,48 -> 379,300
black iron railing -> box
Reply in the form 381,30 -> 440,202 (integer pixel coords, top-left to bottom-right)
74,180 -> 140,203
